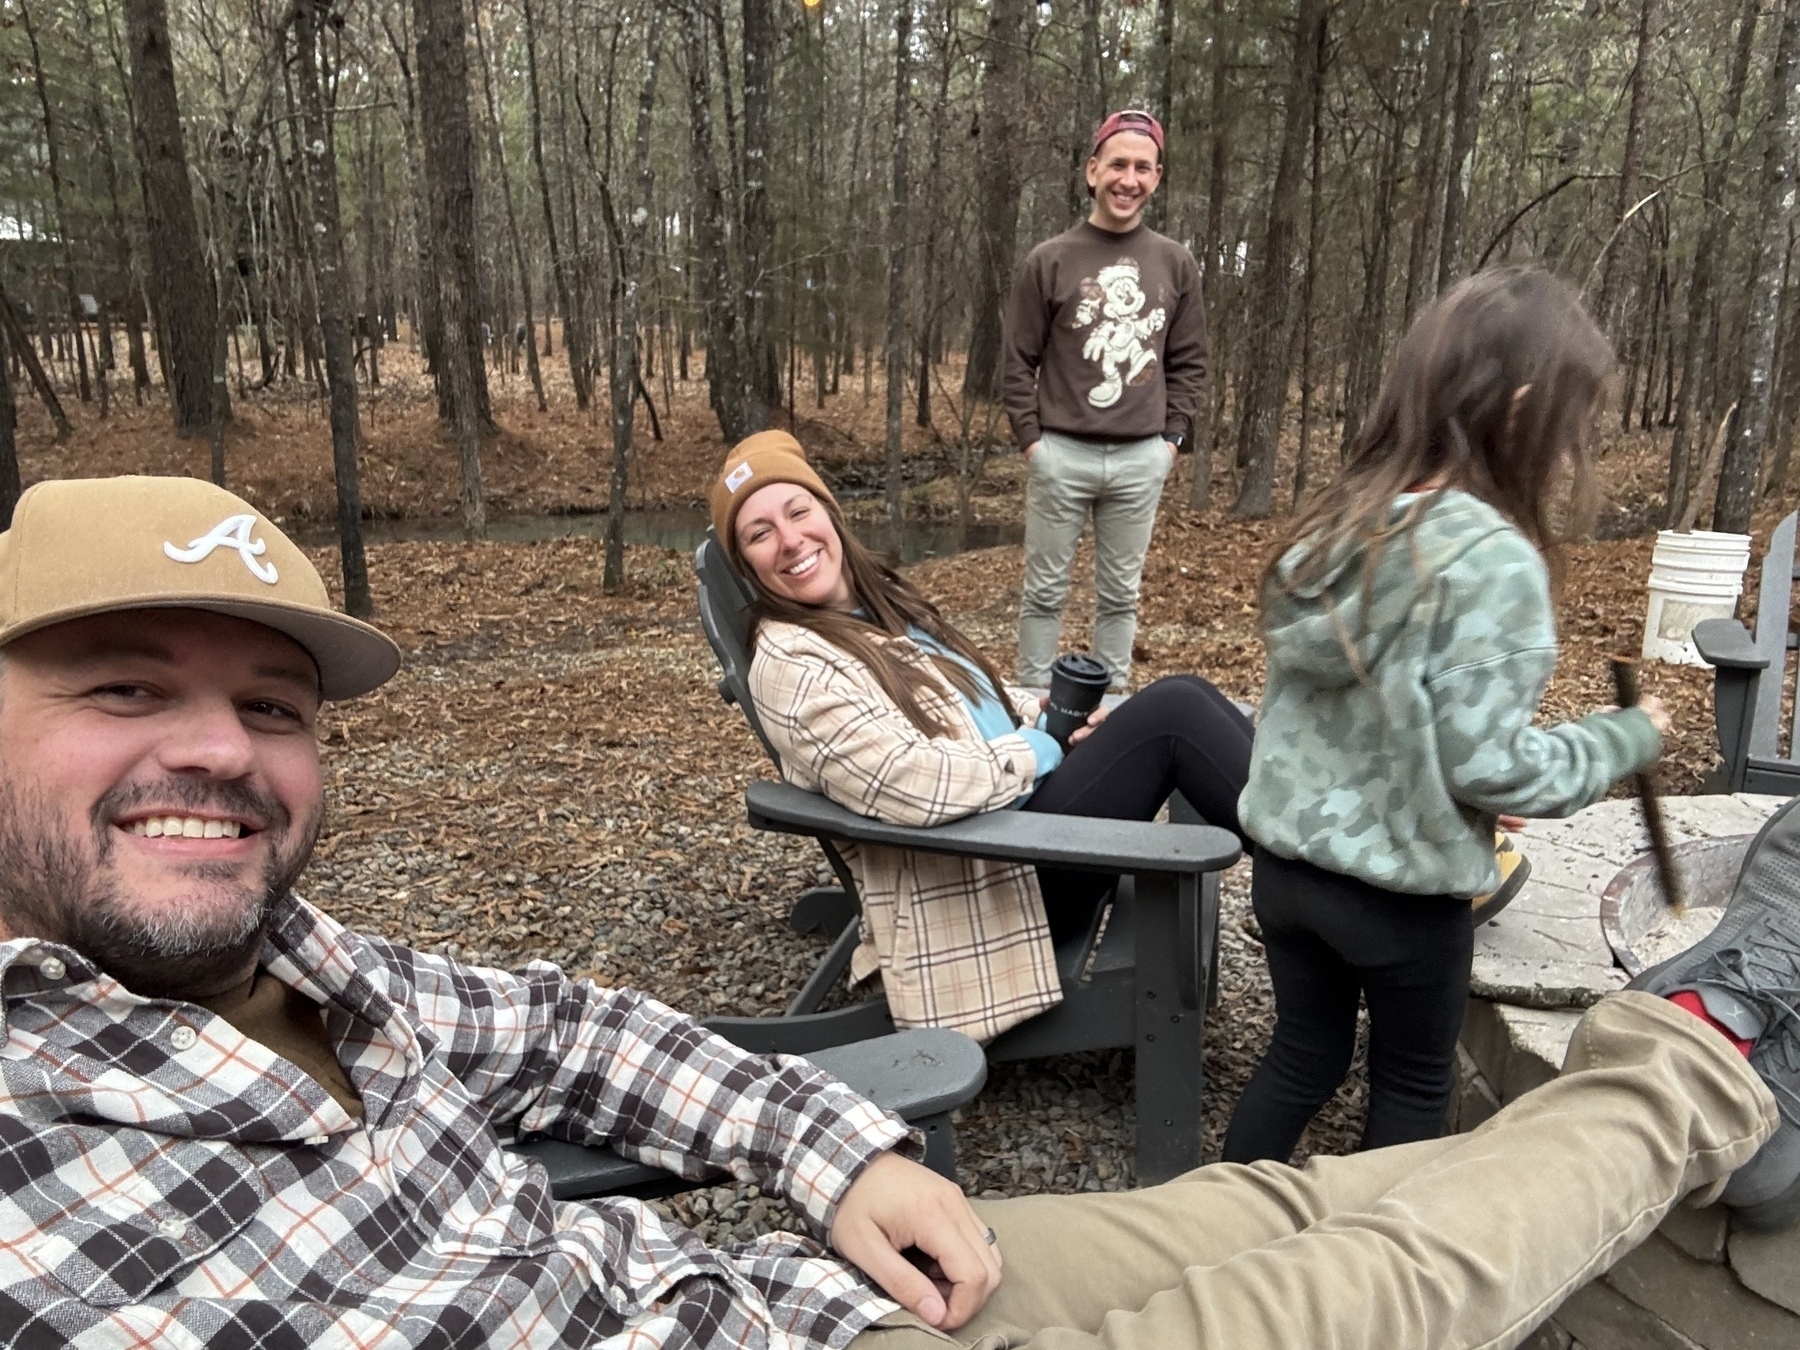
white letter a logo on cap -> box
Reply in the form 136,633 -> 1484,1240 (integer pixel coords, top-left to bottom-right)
164,515 -> 280,584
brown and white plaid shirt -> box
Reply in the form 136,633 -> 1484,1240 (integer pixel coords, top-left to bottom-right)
749,622 -> 1063,1043
0,895 -> 916,1348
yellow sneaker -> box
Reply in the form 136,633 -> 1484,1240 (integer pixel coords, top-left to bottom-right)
1471,830 -> 1530,925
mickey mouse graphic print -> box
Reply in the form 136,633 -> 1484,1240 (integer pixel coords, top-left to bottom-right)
1073,259 -> 1168,408
1001,221 -> 1208,451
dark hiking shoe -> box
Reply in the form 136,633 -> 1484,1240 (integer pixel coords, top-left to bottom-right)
1628,795 -> 1800,1232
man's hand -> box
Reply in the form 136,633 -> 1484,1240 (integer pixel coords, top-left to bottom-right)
1023,440 -> 1041,462
1165,440 -> 1179,459
829,1152 -> 1002,1330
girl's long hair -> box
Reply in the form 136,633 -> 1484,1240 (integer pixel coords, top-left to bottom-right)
1268,268 -> 1612,603
732,493 -> 1021,739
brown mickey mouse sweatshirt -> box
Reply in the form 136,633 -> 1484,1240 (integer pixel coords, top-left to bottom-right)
1001,221 -> 1208,451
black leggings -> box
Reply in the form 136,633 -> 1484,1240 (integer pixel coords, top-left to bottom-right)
1022,674 -> 1254,944
1221,849 -> 1475,1163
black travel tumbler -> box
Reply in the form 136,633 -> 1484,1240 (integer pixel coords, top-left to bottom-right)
1044,653 -> 1111,748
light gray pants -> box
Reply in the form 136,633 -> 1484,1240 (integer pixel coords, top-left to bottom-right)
1017,431 -> 1173,690
855,991 -> 1776,1350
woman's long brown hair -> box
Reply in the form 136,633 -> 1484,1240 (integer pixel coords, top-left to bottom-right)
1268,268 -> 1612,610
731,493 -> 1021,739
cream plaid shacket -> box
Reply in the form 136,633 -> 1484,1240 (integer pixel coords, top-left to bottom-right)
0,895 -> 917,1348
748,621 -> 1064,1044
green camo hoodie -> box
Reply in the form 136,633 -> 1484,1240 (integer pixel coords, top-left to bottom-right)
1239,490 -> 1662,898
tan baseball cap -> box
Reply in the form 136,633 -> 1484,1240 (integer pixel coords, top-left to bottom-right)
0,476 -> 400,700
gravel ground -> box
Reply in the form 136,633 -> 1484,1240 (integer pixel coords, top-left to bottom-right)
298,535 -> 1375,1245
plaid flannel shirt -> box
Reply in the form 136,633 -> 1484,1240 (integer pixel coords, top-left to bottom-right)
0,894 -> 916,1348
749,621 -> 1063,1043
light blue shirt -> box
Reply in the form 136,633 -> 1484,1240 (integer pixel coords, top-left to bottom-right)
905,626 -> 1064,792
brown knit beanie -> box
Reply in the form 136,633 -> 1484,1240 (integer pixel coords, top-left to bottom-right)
709,430 -> 837,550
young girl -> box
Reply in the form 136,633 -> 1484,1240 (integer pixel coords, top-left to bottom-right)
1223,269 -> 1671,1162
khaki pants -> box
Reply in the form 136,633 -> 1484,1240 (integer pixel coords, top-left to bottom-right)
854,992 -> 1775,1350
1017,432 -> 1174,690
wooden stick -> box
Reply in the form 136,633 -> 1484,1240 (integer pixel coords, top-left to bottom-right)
1612,657 -> 1685,915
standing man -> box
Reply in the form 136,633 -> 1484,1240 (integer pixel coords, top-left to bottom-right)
1003,109 -> 1207,690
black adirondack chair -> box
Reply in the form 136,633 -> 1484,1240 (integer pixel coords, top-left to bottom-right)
509,1026 -> 987,1199
693,531 -> 1243,1184
1693,509 -> 1800,796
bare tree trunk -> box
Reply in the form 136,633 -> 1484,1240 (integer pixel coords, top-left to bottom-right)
520,0 -> 589,409
1230,0 -> 1328,518
1594,0 -> 1657,333
1436,0 -> 1485,294
915,5 -> 954,430
685,0 -> 750,443
1293,22 -> 1327,509
291,0 -> 371,617
0,297 -> 17,530
604,1 -> 669,591
1542,0 -> 1603,265
962,0 -> 1027,405
1069,0 -> 1105,218
1715,0 -> 1800,535
0,285 -> 72,439
741,0 -> 778,418
474,0 -> 546,412
1147,0 -> 1175,232
123,0 -> 221,435
20,0 -> 91,406
1342,97 -> 1407,460
1768,224 -> 1800,490
1667,0 -> 1759,526
884,0 -> 916,525
1190,0 -> 1233,509
382,8 -> 446,392
412,0 -> 488,535
1403,0 -> 1453,323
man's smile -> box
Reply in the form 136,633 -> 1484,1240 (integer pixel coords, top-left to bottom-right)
121,813 -> 250,840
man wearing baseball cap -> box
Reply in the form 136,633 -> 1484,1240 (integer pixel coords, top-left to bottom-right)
1002,109 -> 1206,691
1,476 -> 1794,1348
0,474 -> 990,1344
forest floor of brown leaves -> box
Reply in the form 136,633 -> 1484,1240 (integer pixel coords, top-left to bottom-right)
15,340 -> 1796,1221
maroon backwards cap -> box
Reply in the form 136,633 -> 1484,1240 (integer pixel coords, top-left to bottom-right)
1090,109 -> 1165,158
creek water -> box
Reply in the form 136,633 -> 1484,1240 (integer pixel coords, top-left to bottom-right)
302,507 -> 1022,564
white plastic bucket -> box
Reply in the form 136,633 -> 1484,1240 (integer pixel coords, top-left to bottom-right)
1641,529 -> 1752,666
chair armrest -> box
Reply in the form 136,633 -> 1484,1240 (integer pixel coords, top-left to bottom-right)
804,1027 -> 987,1119
745,779 -> 1242,875
1692,618 -> 1769,670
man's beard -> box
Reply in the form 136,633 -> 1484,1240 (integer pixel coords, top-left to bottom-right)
0,775 -> 318,1001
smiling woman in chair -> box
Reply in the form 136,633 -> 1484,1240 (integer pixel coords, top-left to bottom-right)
709,430 -> 1254,1042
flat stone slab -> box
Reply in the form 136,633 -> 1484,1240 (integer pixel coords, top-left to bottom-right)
1510,795 -> 1786,868
1460,999 -> 1581,1100
1727,1225 -> 1800,1317
1471,795 -> 1788,1010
